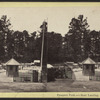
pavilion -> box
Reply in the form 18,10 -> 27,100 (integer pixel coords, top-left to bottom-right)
82,57 -> 96,76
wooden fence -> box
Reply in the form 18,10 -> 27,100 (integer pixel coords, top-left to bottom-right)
13,70 -> 38,82
89,71 -> 100,81
89,76 -> 100,81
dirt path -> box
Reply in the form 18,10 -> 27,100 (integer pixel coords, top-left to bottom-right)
0,70 -> 13,82
73,70 -> 89,81
67,64 -> 89,81
46,79 -> 100,92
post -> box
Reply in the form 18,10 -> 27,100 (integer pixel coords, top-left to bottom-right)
41,21 -> 48,83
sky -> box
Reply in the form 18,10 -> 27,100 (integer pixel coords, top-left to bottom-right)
0,6 -> 100,36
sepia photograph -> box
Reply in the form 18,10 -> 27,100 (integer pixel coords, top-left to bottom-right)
0,3 -> 100,97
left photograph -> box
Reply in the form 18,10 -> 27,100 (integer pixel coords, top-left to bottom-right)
0,7 -> 56,92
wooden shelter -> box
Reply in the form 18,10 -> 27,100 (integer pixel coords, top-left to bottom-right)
47,64 -> 55,82
5,58 -> 20,77
82,57 -> 96,76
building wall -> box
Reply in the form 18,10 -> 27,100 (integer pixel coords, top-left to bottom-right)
6,65 -> 19,77
82,64 -> 95,76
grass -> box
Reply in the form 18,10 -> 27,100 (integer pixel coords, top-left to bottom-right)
46,79 -> 100,92
0,82 -> 46,92
0,78 -> 100,92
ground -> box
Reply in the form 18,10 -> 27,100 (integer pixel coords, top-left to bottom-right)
46,79 -> 100,92
0,64 -> 100,92
0,78 -> 100,92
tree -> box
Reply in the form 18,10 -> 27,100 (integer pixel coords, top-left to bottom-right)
35,22 -> 63,64
0,15 -> 12,62
26,31 -> 37,62
88,30 -> 100,61
47,32 -> 62,63
13,30 -> 34,62
65,15 -> 90,62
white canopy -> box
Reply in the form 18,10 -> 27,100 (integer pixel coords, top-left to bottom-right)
34,60 -> 40,63
47,64 -> 53,68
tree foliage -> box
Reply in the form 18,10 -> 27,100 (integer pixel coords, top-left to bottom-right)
0,15 -> 100,63
64,15 -> 100,62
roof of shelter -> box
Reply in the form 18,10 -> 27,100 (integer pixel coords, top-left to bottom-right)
5,58 -> 20,66
82,57 -> 96,64
47,64 -> 53,68
34,60 -> 40,63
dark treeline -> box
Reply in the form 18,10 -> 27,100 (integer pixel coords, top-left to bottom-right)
0,15 -> 100,63
0,15 -> 62,63
64,15 -> 100,62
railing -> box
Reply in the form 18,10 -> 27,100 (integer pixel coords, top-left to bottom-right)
13,70 -> 38,82
89,76 -> 100,81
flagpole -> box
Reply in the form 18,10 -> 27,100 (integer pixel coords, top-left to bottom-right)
39,21 -> 45,82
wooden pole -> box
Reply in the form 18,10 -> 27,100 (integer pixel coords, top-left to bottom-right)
40,21 -> 48,83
